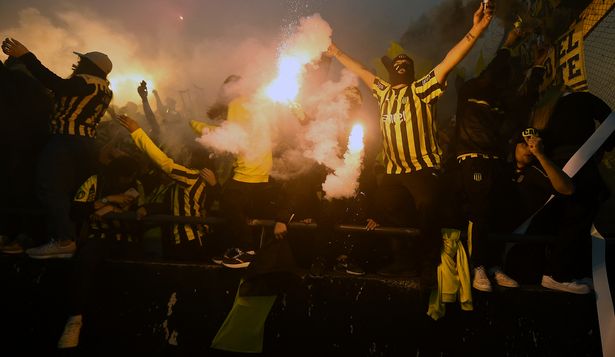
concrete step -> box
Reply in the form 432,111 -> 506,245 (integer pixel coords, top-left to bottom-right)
0,255 -> 603,356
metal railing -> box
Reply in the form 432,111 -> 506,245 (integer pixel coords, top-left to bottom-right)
102,212 -> 558,242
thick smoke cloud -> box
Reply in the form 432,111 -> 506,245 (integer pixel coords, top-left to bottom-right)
195,14 -> 365,199
0,6 -> 280,112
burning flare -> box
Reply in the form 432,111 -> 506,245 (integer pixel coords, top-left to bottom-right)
265,55 -> 308,103
264,13 -> 332,104
347,123 -> 364,152
322,123 -> 365,200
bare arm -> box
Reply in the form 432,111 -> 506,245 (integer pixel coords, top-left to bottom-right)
328,42 -> 376,87
433,3 -> 494,84
138,80 -> 160,138
527,136 -> 574,195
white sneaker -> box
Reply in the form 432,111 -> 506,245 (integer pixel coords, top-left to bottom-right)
26,240 -> 76,259
1,241 -> 24,254
541,275 -> 591,295
490,267 -> 519,288
473,266 -> 492,292
57,315 -> 82,349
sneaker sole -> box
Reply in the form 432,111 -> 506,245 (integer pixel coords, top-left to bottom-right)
541,281 -> 590,295
2,250 -> 25,255
28,253 -> 74,259
495,281 -> 520,288
472,282 -> 493,292
222,262 -> 250,269
346,270 -> 366,276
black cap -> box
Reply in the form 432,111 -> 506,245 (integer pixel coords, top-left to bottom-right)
514,127 -> 540,144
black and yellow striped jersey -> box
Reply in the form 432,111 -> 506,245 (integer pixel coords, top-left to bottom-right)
73,174 -> 145,241
371,70 -> 445,174
19,53 -> 113,138
130,128 -> 208,244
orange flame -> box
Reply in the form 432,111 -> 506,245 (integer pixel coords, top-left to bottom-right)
109,73 -> 156,105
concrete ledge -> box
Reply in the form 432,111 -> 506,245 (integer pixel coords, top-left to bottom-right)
0,255 -> 603,356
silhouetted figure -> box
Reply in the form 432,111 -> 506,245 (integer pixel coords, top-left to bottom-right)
2,37 -> 113,258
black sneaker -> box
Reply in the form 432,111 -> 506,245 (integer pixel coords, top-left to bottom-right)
333,255 -> 366,276
222,250 -> 256,269
211,248 -> 241,265
345,262 -> 365,276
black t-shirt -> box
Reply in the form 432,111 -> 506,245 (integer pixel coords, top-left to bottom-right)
493,163 -> 554,232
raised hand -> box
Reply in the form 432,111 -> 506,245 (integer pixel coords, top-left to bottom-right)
473,3 -> 494,33
525,135 -> 544,157
116,114 -> 141,133
138,80 -> 148,100
1,38 -> 29,57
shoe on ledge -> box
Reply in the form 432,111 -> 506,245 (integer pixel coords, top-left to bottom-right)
490,267 -> 519,288
472,266 -> 492,292
541,275 -> 591,294
26,240 -> 76,259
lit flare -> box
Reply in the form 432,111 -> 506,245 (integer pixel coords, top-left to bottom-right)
265,54 -> 309,103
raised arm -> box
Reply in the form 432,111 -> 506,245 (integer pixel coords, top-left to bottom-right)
138,80 -> 160,138
152,89 -> 166,114
527,136 -> 574,195
2,37 -> 86,93
116,115 -> 200,186
328,42 -> 376,87
433,3 -> 494,84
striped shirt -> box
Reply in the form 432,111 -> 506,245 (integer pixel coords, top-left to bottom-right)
73,175 -> 145,241
18,53 -> 113,138
371,70 -> 445,174
131,128 -> 208,244
50,74 -> 112,137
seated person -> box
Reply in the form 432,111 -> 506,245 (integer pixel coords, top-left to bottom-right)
494,128 -> 593,294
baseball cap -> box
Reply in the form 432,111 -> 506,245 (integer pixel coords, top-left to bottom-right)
73,51 -> 113,75
514,127 -> 540,144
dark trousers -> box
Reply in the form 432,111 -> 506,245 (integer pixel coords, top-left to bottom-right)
220,179 -> 275,251
530,163 -> 606,281
37,135 -> 96,242
458,158 -> 508,268
377,168 -> 442,269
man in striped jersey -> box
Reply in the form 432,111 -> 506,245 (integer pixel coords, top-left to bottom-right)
117,115 -> 219,259
2,38 -> 113,258
328,3 -> 493,287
